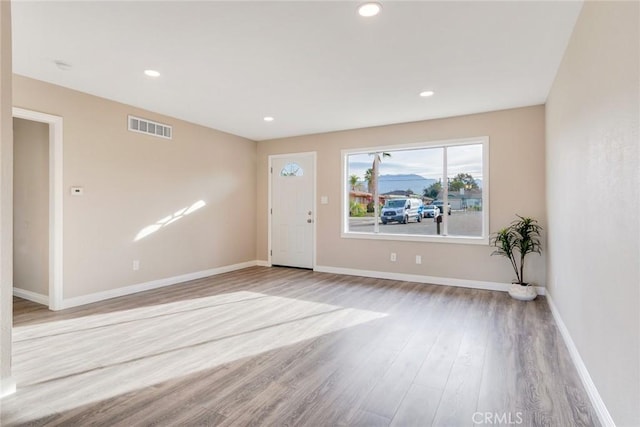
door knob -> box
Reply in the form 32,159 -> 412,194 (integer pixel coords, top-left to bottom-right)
307,219 -> 313,223
308,211 -> 312,215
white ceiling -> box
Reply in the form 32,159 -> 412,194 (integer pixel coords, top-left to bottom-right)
11,1 -> 583,141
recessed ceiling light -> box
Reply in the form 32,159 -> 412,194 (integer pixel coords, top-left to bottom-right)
419,90 -> 435,97
358,2 -> 382,17
144,69 -> 161,77
263,116 -> 274,122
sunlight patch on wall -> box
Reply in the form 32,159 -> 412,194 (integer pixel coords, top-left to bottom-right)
134,199 -> 207,241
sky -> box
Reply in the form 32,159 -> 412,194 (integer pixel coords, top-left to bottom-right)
347,143 -> 483,181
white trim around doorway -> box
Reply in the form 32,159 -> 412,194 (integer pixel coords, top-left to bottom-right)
12,108 -> 64,311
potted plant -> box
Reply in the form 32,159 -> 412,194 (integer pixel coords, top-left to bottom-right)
490,215 -> 542,301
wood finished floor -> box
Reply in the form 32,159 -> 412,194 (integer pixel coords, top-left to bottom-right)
2,266 -> 598,426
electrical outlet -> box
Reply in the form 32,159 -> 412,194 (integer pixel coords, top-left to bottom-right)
416,255 -> 422,264
390,252 -> 397,262
133,260 -> 140,271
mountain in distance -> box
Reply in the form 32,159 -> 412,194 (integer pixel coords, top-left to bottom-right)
356,174 -> 480,195
378,174 -> 436,195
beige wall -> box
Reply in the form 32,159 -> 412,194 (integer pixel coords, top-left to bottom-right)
546,1 -> 639,425
0,0 -> 13,397
257,105 -> 547,285
13,76 -> 257,299
13,118 -> 49,297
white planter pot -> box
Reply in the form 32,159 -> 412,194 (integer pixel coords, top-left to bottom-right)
508,283 -> 537,301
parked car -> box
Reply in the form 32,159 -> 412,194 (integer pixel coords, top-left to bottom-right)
433,201 -> 452,215
381,198 -> 422,224
422,204 -> 439,218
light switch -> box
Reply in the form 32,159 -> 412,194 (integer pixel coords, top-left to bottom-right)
70,186 -> 84,196
320,196 -> 328,205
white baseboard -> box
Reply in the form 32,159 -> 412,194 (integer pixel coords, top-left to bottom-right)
0,377 -> 16,398
313,265 -> 546,295
546,293 -> 615,427
13,287 -> 49,306
57,262 -> 544,310
61,260 -> 259,309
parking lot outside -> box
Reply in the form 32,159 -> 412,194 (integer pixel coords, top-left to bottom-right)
348,210 -> 483,237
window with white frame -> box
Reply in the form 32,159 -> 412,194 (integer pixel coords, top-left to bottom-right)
342,137 -> 488,244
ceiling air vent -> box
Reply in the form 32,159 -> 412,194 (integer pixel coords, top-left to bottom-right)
128,115 -> 172,140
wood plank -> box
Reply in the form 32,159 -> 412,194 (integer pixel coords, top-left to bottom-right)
350,409 -> 392,427
390,383 -> 442,427
430,290 -> 497,427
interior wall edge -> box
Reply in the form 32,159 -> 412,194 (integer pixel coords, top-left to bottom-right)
546,292 -> 615,427
0,0 -> 14,398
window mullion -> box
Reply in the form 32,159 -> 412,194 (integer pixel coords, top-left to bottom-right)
442,147 -> 448,235
373,152 -> 380,234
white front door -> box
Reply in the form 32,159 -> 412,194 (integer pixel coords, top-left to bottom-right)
270,153 -> 315,269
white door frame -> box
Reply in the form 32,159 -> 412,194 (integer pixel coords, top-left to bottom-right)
12,107 -> 64,311
267,152 -> 317,268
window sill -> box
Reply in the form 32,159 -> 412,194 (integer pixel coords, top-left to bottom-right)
341,231 -> 489,245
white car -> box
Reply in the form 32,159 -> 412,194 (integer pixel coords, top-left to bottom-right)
422,205 -> 439,218
433,201 -> 452,215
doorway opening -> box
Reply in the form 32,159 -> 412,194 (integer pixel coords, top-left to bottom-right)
12,108 -> 63,311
